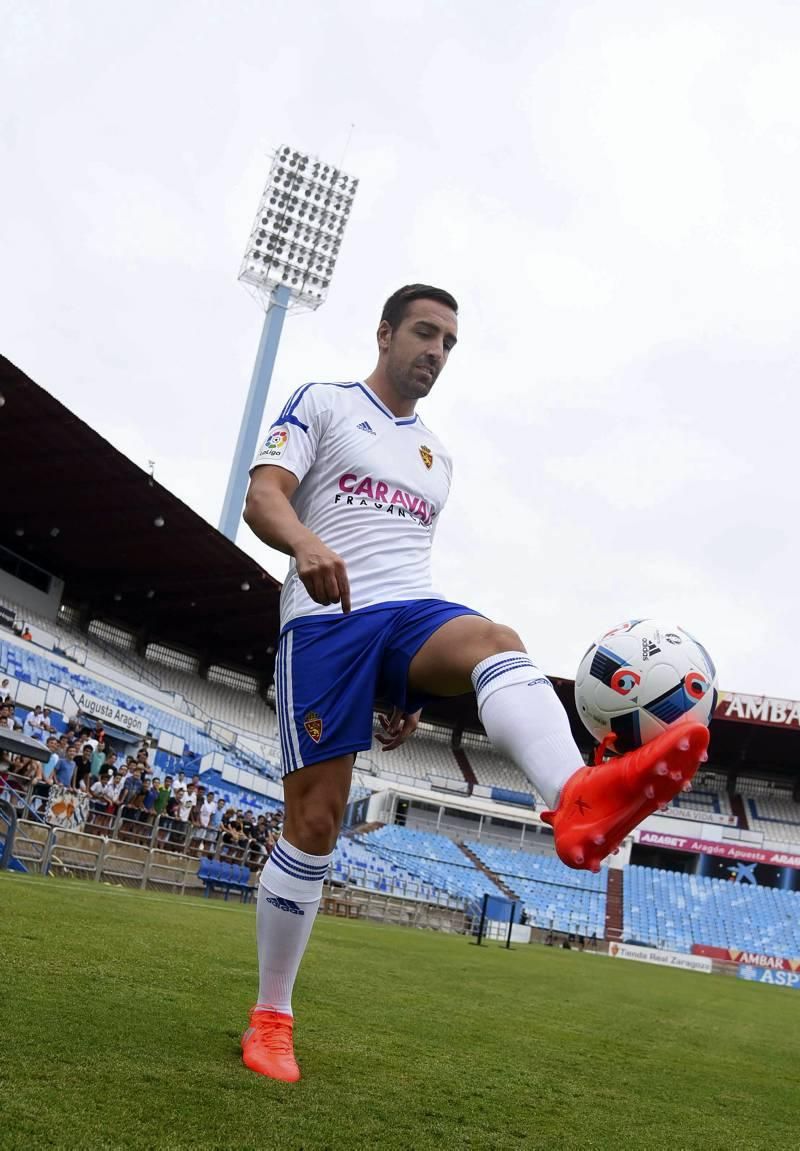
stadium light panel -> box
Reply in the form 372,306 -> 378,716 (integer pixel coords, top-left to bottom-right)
239,145 -> 358,312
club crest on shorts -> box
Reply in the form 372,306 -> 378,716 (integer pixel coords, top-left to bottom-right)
419,444 -> 433,469
303,710 -> 323,743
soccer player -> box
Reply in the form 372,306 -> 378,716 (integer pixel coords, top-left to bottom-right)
240,284 -> 709,1082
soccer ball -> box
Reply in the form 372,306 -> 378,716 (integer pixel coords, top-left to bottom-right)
574,619 -> 717,752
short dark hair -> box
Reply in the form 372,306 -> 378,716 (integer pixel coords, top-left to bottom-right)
380,284 -> 458,331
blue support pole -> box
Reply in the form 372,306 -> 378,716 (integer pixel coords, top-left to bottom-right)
218,283 -> 291,541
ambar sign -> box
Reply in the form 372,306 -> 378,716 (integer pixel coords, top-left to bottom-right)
715,691 -> 800,730
74,691 -> 148,737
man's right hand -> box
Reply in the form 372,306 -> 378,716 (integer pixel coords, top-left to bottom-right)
293,537 -> 351,613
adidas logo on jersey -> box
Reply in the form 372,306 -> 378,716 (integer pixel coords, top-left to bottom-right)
356,420 -> 376,435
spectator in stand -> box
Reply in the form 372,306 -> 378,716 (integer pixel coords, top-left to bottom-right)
21,625 -> 33,641
120,767 -> 144,808
23,706 -> 45,739
221,818 -> 246,861
0,750 -> 14,783
142,777 -> 160,819
73,745 -> 94,791
121,788 -> 148,839
29,736 -> 59,810
105,769 -> 126,810
100,749 -> 117,780
0,677 -> 11,701
156,776 -> 173,816
171,771 -> 188,797
88,770 -> 114,831
53,746 -> 77,789
180,785 -> 197,826
198,790 -> 217,851
164,790 -> 184,849
0,703 -> 14,730
40,708 -> 56,736
89,740 -> 107,779
210,798 -> 226,837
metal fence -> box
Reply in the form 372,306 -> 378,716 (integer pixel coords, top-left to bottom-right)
0,773 -> 473,932
0,772 -> 270,869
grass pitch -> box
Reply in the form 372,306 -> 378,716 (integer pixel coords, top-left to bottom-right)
1,874 -> 798,1151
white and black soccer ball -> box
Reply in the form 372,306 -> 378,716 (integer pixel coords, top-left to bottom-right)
574,619 -> 718,752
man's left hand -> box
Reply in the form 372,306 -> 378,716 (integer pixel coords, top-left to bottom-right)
376,708 -> 421,752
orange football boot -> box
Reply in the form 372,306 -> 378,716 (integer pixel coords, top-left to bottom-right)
541,722 -> 710,872
241,1008 -> 301,1082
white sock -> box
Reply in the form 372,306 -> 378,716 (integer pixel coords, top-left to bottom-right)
255,836 -> 332,1017
472,652 -> 584,809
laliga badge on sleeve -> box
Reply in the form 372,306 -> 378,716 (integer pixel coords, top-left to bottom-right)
260,428 -> 289,459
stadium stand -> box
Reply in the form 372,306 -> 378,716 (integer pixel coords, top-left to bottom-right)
743,796 -> 800,845
358,723 -> 464,785
1,595 -> 279,741
623,864 -> 800,959
0,628 -> 281,781
468,841 -> 607,936
364,826 -> 506,904
332,837 -> 459,905
464,746 -> 541,798
667,787 -> 734,817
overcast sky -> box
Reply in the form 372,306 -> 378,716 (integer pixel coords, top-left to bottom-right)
2,0 -> 799,698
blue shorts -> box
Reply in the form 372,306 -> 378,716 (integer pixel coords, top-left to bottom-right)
275,599 -> 481,776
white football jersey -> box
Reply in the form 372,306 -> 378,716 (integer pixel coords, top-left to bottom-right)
251,381 -> 453,629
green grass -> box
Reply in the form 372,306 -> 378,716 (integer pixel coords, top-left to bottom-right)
1,874 -> 798,1151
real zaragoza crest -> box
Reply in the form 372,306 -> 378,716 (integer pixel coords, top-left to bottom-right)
419,444 -> 433,469
303,711 -> 323,743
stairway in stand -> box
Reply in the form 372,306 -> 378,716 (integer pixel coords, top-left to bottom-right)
453,747 -> 478,789
459,842 -> 518,898
604,868 -> 624,940
730,793 -> 748,830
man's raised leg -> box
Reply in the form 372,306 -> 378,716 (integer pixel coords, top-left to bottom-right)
407,615 -> 708,871
242,754 -> 353,1083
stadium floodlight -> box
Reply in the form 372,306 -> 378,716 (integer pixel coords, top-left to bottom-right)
218,146 -> 358,541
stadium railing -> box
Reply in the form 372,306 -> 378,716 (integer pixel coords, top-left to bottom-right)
0,773 -> 271,871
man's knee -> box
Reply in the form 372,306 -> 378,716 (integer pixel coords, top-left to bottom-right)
284,804 -> 341,854
483,622 -> 525,655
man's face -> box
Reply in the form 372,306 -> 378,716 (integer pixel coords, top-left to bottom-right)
47,739 -> 57,753
380,298 -> 458,402
66,748 -> 76,760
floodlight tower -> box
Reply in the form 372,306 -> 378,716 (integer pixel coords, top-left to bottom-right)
218,145 -> 358,540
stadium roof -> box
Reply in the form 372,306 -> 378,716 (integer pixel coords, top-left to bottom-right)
0,355 -> 282,676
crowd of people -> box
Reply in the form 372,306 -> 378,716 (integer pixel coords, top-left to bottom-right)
0,698 -> 283,870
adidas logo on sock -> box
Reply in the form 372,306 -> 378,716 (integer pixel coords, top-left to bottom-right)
263,895 -> 305,916
356,420 -> 376,435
